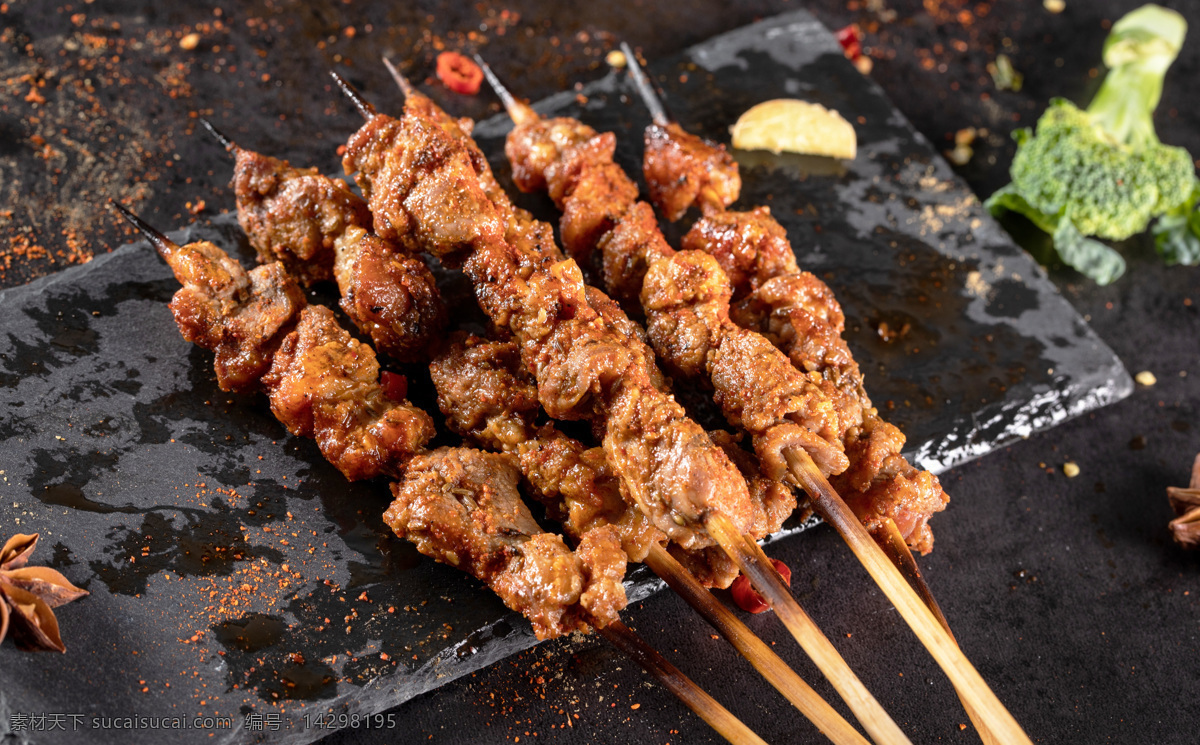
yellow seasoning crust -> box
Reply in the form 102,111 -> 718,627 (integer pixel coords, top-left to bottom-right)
730,98 -> 857,160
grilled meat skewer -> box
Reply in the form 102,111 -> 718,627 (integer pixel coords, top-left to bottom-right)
626,58 -> 946,555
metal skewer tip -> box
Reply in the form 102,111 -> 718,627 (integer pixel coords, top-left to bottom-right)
381,56 -> 416,99
330,70 -> 376,120
619,42 -> 671,126
109,202 -> 176,258
473,54 -> 537,125
198,118 -> 237,153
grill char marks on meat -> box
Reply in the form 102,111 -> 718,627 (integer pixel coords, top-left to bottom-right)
643,122 -> 740,222
228,147 -> 447,363
340,88 -> 757,551
385,447 -> 627,639
503,100 -> 851,510
647,126 -> 948,554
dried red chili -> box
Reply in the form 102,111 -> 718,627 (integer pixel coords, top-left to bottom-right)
380,371 -> 408,402
730,558 -> 791,614
436,52 -> 483,95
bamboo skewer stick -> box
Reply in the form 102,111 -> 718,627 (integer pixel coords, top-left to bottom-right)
705,515 -> 910,745
785,448 -> 1031,744
874,523 -> 998,745
598,619 -> 770,745
111,198 -> 773,745
645,544 -> 871,745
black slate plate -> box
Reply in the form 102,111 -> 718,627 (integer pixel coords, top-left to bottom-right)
0,11 -> 1129,745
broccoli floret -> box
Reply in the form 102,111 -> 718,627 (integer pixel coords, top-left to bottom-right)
1008,99 -> 1194,241
985,4 -> 1198,284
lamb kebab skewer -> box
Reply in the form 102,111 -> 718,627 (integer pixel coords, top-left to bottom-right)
111,201 -> 773,745
332,71 -> 908,743
621,45 -> 998,742
478,59 -> 1031,744
197,111 -> 874,745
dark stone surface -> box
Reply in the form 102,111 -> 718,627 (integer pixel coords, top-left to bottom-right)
0,1 -> 1197,745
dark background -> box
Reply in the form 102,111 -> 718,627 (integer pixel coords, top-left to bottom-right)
2,1 -> 1198,743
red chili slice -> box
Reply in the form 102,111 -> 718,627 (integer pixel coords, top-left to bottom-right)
730,558 -> 792,614
835,24 -> 863,61
380,370 -> 408,402
436,51 -> 483,95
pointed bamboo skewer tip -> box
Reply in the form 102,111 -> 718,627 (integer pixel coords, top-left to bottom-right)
474,55 -> 538,126
598,619 -> 769,745
330,70 -> 377,120
109,202 -> 177,260
645,544 -> 871,745
619,42 -> 671,127
784,448 -> 1032,745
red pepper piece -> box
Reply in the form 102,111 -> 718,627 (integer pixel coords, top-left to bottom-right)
436,51 -> 483,95
380,370 -> 408,402
730,558 -> 792,614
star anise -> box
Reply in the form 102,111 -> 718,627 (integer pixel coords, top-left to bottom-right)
1167,454 -> 1200,549
0,533 -> 88,653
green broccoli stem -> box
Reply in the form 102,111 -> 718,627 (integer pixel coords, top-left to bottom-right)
1086,61 -> 1167,148
1088,4 -> 1187,148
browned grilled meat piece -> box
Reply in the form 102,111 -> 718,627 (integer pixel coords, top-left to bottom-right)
681,207 -> 800,302
263,304 -> 436,481
232,148 -> 370,286
230,147 -> 446,362
430,332 -> 541,453
341,95 -> 757,551
154,236 -> 306,393
151,231 -> 434,481
648,125 -> 948,554
385,447 -> 627,640
643,122 -> 739,222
